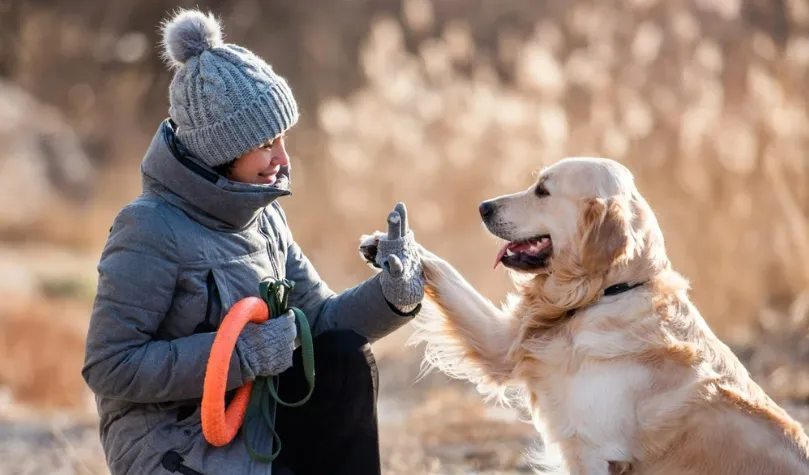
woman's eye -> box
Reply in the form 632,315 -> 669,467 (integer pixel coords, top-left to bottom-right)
261,135 -> 284,150
535,184 -> 550,197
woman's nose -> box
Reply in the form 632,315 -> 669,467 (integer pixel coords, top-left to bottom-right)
273,143 -> 290,166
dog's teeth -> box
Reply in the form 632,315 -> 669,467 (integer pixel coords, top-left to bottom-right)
540,237 -> 549,243
506,249 -> 515,256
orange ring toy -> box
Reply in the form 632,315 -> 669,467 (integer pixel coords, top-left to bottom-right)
201,296 -> 268,447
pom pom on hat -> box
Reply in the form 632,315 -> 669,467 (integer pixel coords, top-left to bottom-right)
160,9 -> 223,68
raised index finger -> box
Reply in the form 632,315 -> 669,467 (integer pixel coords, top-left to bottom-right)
394,202 -> 408,234
387,211 -> 402,239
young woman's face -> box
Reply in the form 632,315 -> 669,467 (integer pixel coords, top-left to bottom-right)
228,134 -> 289,185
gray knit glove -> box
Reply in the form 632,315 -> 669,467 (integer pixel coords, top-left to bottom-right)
375,202 -> 425,310
235,311 -> 297,381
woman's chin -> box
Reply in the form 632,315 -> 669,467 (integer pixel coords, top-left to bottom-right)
256,174 -> 277,185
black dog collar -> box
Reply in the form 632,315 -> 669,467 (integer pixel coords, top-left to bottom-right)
603,281 -> 646,297
563,281 -> 647,319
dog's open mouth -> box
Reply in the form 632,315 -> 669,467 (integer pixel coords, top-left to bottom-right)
494,235 -> 553,271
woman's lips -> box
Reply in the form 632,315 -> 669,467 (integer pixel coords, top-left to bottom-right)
258,166 -> 280,183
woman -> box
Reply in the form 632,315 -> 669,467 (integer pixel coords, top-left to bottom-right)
81,9 -> 425,475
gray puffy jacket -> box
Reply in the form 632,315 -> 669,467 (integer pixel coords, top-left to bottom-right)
81,120 -> 415,475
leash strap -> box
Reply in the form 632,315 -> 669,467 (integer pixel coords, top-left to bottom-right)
241,278 -> 316,463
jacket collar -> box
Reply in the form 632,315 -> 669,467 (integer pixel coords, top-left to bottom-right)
140,119 -> 291,231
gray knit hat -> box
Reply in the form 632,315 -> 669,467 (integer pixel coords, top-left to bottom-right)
160,9 -> 299,167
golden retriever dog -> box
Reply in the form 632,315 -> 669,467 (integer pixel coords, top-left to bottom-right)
360,157 -> 809,474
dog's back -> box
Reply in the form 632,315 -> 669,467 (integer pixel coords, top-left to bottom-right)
529,272 -> 809,475
635,282 -> 809,474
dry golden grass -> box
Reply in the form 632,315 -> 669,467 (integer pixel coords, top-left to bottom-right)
0,299 -> 92,413
297,0 -> 809,343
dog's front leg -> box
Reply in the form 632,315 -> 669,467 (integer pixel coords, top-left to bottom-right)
409,246 -> 519,388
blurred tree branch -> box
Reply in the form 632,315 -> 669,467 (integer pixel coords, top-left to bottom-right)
0,0 -> 20,78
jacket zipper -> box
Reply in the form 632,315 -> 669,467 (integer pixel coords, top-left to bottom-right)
193,270 -> 220,334
260,214 -> 280,279
185,270 -> 232,418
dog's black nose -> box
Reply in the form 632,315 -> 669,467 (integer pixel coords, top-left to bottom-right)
479,201 -> 495,220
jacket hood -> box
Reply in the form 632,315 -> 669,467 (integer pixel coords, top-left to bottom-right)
140,119 -> 291,230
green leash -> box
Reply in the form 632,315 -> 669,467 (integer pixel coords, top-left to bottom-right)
241,278 -> 315,463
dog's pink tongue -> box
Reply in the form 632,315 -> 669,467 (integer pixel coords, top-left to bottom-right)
495,242 -> 531,269
494,244 -> 509,269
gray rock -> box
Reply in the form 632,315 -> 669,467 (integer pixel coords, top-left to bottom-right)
0,80 -> 93,231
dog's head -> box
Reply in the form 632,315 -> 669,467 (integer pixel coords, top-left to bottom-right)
482,157 -> 662,281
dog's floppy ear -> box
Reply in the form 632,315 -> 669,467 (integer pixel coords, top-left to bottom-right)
578,196 -> 636,274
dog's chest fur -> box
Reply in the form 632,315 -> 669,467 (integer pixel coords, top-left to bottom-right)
519,305 -> 657,468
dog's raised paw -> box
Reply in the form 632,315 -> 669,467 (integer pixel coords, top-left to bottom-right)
359,231 -> 386,269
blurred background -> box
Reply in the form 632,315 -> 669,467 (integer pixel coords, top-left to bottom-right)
2,0 -> 809,473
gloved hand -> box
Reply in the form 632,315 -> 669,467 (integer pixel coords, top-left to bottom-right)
235,310 -> 297,381
375,202 -> 425,311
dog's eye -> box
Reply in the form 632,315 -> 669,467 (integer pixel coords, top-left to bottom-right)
535,184 -> 550,197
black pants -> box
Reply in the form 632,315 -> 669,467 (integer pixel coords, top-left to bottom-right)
271,330 -> 381,475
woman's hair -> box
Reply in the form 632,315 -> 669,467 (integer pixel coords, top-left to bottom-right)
213,159 -> 236,178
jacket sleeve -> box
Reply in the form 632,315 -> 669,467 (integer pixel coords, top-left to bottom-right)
82,201 -> 244,403
274,206 -> 419,343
